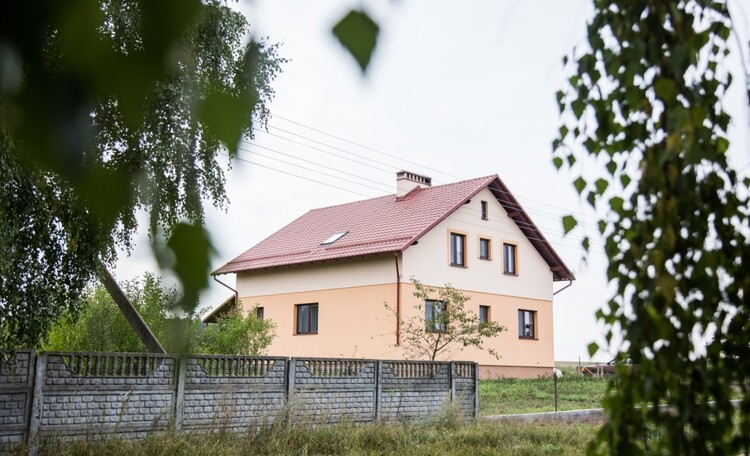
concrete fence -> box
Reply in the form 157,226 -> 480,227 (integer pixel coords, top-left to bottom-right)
0,351 -> 478,451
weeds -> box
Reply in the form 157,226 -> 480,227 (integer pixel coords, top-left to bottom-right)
21,419 -> 600,456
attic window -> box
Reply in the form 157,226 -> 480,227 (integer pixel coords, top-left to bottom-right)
321,230 -> 348,246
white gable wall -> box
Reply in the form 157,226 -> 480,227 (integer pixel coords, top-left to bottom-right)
401,188 -> 553,301
235,254 -> 396,297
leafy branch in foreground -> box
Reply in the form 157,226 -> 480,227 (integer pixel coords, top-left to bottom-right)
555,1 -> 749,454
0,0 -> 285,348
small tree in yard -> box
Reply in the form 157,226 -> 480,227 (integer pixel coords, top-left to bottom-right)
194,307 -> 276,356
388,279 -> 506,361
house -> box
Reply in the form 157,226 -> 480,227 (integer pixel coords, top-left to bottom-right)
213,171 -> 575,378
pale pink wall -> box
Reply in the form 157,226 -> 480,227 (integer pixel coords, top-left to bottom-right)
395,283 -> 554,369
239,281 -> 554,374
241,284 -> 403,359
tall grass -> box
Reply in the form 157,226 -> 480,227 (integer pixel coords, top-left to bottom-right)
21,419 -> 600,456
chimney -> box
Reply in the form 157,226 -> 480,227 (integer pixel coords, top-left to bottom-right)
396,170 -> 432,197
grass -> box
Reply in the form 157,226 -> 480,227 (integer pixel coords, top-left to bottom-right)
479,368 -> 609,415
22,419 -> 601,456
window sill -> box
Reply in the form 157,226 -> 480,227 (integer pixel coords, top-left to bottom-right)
294,332 -> 318,336
503,272 -> 518,276
518,336 -> 537,340
450,263 -> 467,268
479,257 -> 491,261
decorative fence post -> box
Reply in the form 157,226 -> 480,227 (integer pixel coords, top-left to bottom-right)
449,362 -> 456,402
27,352 -> 47,456
375,361 -> 382,421
474,363 -> 480,419
173,356 -> 187,431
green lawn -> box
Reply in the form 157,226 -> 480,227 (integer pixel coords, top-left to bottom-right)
479,368 -> 609,415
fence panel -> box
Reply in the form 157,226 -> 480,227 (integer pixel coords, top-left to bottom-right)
379,361 -> 451,421
179,355 -> 288,432
29,352 -> 176,443
289,358 -> 378,423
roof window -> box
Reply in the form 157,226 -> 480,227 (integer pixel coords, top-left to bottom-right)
321,230 -> 348,246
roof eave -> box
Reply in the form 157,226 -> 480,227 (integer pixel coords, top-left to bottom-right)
486,177 -> 575,282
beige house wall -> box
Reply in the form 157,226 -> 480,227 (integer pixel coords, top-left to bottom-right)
239,281 -> 554,378
402,187 -> 554,302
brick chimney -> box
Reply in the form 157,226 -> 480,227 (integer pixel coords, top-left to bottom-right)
396,170 -> 432,197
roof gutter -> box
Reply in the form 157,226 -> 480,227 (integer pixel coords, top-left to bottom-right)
553,279 -> 574,296
213,275 -> 239,303
394,253 -> 401,346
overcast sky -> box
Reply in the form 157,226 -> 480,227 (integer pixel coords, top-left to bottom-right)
117,0 -> 750,362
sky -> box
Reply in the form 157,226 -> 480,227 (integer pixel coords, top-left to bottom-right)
116,0 -> 750,363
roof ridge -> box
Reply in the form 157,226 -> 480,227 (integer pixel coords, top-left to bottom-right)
307,175 -> 498,212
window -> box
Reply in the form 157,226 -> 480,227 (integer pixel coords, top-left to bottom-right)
481,201 -> 488,220
518,309 -> 536,339
450,232 -> 466,266
296,303 -> 318,334
479,237 -> 491,260
255,307 -> 264,319
479,305 -> 490,324
425,300 -> 446,332
321,231 -> 348,246
503,243 -> 517,275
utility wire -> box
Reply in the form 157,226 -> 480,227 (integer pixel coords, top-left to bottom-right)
224,152 -> 378,198
272,115 -> 462,181
253,129 -> 396,174
266,114 -> 602,224
239,141 -> 394,192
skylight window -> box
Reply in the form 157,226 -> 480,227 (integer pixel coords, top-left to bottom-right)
321,230 -> 348,246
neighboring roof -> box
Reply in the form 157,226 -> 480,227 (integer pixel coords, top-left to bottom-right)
202,295 -> 236,323
215,175 -> 575,281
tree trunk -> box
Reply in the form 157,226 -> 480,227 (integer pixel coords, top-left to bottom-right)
98,261 -> 166,354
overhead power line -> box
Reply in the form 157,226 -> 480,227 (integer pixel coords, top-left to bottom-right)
272,115 -> 463,182
266,114 -> 602,225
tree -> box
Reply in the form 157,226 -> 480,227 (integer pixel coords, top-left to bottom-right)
0,1 -> 284,348
194,306 -> 276,356
45,273 -> 276,355
554,1 -> 749,453
45,273 -> 188,353
387,279 -> 506,361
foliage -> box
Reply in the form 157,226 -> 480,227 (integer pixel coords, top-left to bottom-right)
479,368 -> 609,416
44,274 -> 275,355
554,1 -> 748,454
44,273 -> 191,353
194,306 -> 276,356
332,10 -> 380,73
0,0 -> 284,348
387,279 -> 506,361
25,420 -> 602,456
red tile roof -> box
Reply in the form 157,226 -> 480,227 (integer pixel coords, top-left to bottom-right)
215,175 -> 575,281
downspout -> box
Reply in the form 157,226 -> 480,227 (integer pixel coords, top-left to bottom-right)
553,279 -> 573,295
213,274 -> 239,306
394,253 -> 401,346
